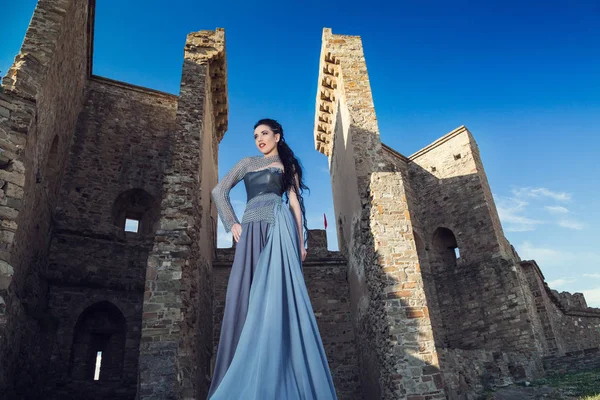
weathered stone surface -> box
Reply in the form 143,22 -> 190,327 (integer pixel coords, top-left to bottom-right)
521,260 -> 600,356
0,260 -> 13,290
2,3 -> 598,400
314,27 -> 600,400
0,0 -> 91,397
316,28 -> 444,399
138,28 -> 226,400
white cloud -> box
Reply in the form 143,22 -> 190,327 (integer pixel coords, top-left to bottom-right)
547,278 -> 576,288
517,241 -> 600,270
495,187 -> 585,232
495,195 -> 543,232
545,206 -> 569,214
581,287 -> 600,308
516,243 -> 600,307
512,187 -> 572,202
217,229 -> 233,248
519,241 -> 564,264
557,219 -> 586,230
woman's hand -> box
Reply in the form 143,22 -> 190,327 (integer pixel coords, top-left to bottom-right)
231,223 -> 242,243
301,246 -> 307,262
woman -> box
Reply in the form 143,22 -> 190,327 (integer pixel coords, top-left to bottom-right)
208,119 -> 337,399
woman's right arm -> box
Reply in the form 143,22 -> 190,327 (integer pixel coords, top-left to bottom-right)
211,158 -> 247,235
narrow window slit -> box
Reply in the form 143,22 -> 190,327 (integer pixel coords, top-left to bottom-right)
93,351 -> 102,381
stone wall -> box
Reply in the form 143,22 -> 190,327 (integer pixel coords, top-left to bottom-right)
43,287 -> 143,400
328,102 -> 361,257
314,28 -> 445,400
406,127 -> 545,357
438,348 -> 540,400
0,0 -> 92,396
381,145 -> 448,356
543,348 -> 600,375
138,29 -> 227,400
213,230 -> 362,400
39,77 -> 177,399
521,260 -> 600,356
52,78 -> 176,238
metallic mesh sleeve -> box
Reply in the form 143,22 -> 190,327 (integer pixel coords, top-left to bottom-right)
211,158 -> 248,232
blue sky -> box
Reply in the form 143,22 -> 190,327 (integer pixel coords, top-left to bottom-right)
2,1 -> 599,306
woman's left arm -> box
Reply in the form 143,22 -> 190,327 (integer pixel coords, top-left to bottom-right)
288,173 -> 307,262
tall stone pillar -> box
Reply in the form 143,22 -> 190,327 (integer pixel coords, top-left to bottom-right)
314,28 -> 445,399
138,28 -> 227,400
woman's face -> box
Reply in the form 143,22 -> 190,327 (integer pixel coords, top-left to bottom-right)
254,124 -> 280,156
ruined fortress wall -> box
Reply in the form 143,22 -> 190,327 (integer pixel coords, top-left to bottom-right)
329,102 -> 361,257
39,78 -> 177,399
381,146 -> 447,353
184,61 -> 221,399
382,142 -> 546,398
0,0 -> 91,395
213,233 -> 362,400
53,78 -> 176,237
316,29 -> 444,400
407,128 -> 545,357
546,304 -> 600,354
139,30 -> 226,400
43,289 -> 143,400
408,128 -> 504,261
521,261 -> 600,357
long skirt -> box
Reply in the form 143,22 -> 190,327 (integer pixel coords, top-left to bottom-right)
208,203 -> 338,400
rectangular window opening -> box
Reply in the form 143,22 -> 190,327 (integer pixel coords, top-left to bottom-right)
454,247 -> 460,259
93,351 -> 102,381
125,218 -> 139,233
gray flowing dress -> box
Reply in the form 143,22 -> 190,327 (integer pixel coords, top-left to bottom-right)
208,155 -> 337,400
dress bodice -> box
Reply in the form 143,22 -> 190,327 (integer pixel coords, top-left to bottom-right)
211,155 -> 284,232
244,168 -> 284,201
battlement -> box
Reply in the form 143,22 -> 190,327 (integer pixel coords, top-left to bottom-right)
2,6 -> 598,400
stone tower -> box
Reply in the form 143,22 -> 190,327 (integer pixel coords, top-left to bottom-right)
0,1 -> 226,399
1,2 -> 599,400
313,27 -> 600,399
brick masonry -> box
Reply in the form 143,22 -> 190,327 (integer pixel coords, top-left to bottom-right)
0,0 -> 91,397
314,27 -> 600,400
137,29 -> 226,400
1,3 -> 599,399
40,76 -> 177,399
521,260 -> 600,356
315,28 -> 445,399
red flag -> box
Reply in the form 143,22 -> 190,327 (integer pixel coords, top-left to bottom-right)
324,213 -> 328,229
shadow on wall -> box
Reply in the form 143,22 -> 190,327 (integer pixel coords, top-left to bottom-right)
331,125 -> 545,399
401,159 -> 558,395
326,121 -> 446,399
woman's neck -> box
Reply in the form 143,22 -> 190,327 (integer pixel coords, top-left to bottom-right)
263,151 -> 279,159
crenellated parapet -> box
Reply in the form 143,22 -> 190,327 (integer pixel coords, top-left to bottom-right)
182,28 -> 228,142
314,38 -> 340,156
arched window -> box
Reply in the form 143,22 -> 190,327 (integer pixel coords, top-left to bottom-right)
111,189 -> 157,235
70,301 -> 126,381
431,227 -> 460,270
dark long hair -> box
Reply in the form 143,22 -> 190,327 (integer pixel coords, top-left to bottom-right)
254,118 -> 309,243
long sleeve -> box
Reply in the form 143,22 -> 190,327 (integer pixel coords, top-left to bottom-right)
212,158 -> 248,232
